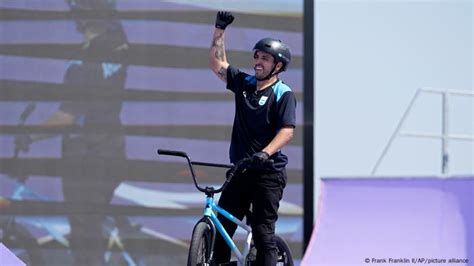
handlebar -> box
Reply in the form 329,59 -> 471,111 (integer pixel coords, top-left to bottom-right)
157,149 -> 187,157
157,149 -> 272,195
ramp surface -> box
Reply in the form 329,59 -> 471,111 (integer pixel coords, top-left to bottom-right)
302,177 -> 473,266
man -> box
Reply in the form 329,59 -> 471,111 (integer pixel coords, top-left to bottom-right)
209,11 -> 296,266
58,15 -> 128,265
15,1 -> 129,264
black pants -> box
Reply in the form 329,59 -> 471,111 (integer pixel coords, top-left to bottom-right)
62,155 -> 123,266
213,169 -> 286,266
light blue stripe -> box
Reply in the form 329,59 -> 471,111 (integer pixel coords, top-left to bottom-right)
272,80 -> 292,102
102,63 -> 122,79
67,60 -> 82,68
245,75 -> 256,85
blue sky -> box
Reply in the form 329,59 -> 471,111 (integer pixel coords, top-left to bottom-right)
315,0 -> 472,178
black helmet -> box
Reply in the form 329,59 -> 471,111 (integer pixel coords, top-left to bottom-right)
253,38 -> 291,71
67,0 -> 118,33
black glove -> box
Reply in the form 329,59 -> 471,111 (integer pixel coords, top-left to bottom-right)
215,11 -> 234,30
14,134 -> 33,153
252,151 -> 270,168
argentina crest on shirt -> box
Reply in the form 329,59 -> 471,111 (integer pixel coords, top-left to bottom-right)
258,96 -> 268,106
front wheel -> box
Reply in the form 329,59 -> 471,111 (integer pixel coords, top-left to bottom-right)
275,235 -> 294,266
246,234 -> 294,266
187,221 -> 212,266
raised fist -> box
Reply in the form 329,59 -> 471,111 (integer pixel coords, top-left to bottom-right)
215,11 -> 234,30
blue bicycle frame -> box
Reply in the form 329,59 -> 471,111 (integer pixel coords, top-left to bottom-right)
157,149 -> 256,265
203,196 -> 252,265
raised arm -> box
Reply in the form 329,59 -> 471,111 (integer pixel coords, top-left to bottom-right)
209,11 -> 234,83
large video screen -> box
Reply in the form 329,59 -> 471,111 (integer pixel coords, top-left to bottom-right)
0,1 -> 303,265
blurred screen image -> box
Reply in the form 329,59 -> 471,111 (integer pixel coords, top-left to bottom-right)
0,1 -> 303,265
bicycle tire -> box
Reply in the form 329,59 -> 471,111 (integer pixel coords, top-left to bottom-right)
187,221 -> 212,266
275,235 -> 294,266
246,234 -> 294,266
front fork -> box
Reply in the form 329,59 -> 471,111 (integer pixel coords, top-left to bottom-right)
194,216 -> 217,263
201,196 -> 218,263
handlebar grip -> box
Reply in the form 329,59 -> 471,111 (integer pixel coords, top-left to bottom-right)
157,149 -> 188,157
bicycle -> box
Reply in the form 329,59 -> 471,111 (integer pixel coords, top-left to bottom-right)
1,103 -> 144,266
157,149 -> 294,266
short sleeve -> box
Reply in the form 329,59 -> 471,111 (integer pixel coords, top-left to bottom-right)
276,91 -> 297,129
226,65 -> 250,93
58,64 -> 86,117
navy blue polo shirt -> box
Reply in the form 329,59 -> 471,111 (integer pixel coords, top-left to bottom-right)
226,65 -> 296,171
58,30 -> 127,158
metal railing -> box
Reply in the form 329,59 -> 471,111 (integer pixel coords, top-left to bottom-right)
371,87 -> 474,175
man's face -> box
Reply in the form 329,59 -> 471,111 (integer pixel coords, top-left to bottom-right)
253,50 -> 276,80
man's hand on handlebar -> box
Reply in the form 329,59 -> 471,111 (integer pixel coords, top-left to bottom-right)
251,151 -> 270,168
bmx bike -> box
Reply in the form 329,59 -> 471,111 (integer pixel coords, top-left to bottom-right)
157,149 -> 293,266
